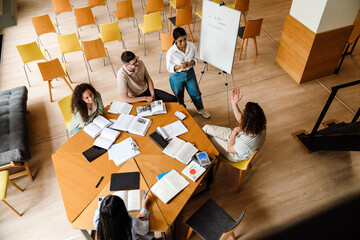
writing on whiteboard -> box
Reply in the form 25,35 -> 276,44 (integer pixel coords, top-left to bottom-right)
207,15 -> 227,31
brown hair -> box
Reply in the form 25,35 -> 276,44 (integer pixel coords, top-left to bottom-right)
71,83 -> 96,122
240,102 -> 266,135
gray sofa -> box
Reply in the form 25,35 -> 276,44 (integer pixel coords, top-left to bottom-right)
0,86 -> 32,180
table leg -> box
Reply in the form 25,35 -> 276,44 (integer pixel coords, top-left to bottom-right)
80,229 -> 93,240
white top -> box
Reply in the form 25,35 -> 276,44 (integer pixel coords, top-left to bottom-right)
233,130 -> 266,161
166,41 -> 198,73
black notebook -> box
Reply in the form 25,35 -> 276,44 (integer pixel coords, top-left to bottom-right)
110,172 -> 140,191
82,146 -> 107,163
148,130 -> 169,149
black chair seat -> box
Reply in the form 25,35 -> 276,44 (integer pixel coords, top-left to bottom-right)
168,16 -> 176,26
186,199 -> 236,240
238,26 -> 245,39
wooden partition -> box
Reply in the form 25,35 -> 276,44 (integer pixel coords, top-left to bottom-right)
276,14 -> 353,84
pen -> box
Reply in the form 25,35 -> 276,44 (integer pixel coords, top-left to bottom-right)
95,176 -> 104,188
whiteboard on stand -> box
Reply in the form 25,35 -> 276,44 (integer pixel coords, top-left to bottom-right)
199,1 -> 241,74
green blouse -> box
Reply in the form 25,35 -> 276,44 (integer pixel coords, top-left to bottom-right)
69,91 -> 104,135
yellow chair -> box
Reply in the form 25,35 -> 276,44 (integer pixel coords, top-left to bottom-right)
37,58 -> 73,102
16,41 -> 51,87
57,94 -> 73,139
144,0 -> 167,26
193,0 -> 221,31
0,170 -> 24,217
51,0 -> 73,32
31,14 -> 58,46
214,150 -> 259,192
159,33 -> 173,73
138,12 -> 163,56
88,0 -> 111,21
82,38 -> 116,83
113,0 -> 138,28
99,22 -> 126,50
74,6 -> 99,38
168,0 -> 191,18
227,0 -> 250,25
168,6 -> 194,42
57,33 -> 83,63
238,18 -> 263,60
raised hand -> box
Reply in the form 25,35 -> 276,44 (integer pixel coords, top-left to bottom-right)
231,87 -> 243,104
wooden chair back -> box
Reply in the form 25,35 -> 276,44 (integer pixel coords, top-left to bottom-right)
219,210 -> 247,240
16,42 -> 46,63
176,6 -> 193,27
161,33 -> 174,52
176,0 -> 191,8
234,0 -> 250,12
145,0 -> 164,13
51,0 -> 72,14
144,12 -> 163,33
83,38 -> 107,61
100,22 -> 122,43
243,18 -> 263,39
115,0 -> 135,20
74,6 -> 96,28
88,0 -> 106,7
31,14 -> 56,36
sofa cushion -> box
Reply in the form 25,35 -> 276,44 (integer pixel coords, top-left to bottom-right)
0,86 -> 30,165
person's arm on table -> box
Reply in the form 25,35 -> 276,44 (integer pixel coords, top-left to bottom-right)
119,92 -> 153,103
228,127 -> 240,154
133,194 -> 151,235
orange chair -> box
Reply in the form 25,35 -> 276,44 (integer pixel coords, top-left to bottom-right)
31,14 -> 58,46
144,0 -> 166,23
238,18 -> 263,60
113,0 -> 138,27
159,33 -> 173,73
74,6 -> 99,38
37,58 -> 73,102
168,0 -> 191,18
88,0 -> 112,21
168,6 -> 194,42
51,0 -> 73,32
227,0 -> 250,25
82,38 -> 116,83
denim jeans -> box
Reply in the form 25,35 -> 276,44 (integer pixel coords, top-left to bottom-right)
169,67 -> 204,110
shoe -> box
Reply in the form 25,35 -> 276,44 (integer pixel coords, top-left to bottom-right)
197,109 -> 211,119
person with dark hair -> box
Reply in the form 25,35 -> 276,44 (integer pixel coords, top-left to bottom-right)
69,83 -> 104,135
117,50 -> 177,103
166,27 -> 210,119
203,87 -> 266,162
93,194 -> 151,240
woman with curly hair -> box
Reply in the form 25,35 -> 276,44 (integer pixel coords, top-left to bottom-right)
203,87 -> 266,162
69,83 -> 104,135
93,194 -> 151,240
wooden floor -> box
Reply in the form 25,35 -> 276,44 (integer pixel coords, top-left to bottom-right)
1,0 -> 359,239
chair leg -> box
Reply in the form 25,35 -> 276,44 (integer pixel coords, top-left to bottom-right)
239,39 -> 245,60
187,25 -> 194,42
238,169 -> 243,192
186,227 -> 193,240
8,179 -> 24,192
231,232 -> 236,240
254,38 -> 258,56
242,11 -> 247,25
143,34 -> 146,56
63,77 -> 73,91
1,200 -> 22,217
47,81 -> 53,102
83,53 -> 91,83
66,72 -> 73,83
23,65 -> 31,87
24,162 -> 33,182
159,51 -> 163,73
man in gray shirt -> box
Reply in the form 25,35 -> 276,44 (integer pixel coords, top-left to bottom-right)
117,51 -> 177,103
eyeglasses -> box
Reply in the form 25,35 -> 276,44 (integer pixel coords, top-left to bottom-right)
128,56 -> 139,66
